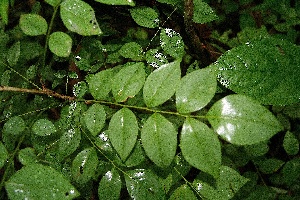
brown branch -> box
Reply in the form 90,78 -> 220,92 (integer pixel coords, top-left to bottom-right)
0,86 -> 75,101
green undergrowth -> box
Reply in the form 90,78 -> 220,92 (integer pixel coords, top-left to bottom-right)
0,0 -> 300,199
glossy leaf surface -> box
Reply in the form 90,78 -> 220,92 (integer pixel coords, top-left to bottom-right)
58,128 -> 81,161
112,62 -> 145,102
5,164 -> 79,200
84,104 -> 106,136
141,113 -> 177,168
130,7 -> 159,28
180,118 -> 221,178
119,42 -> 144,61
49,32 -> 72,57
94,0 -> 135,6
45,0 -> 61,7
98,168 -> 122,200
176,68 -> 217,113
215,37 -> 300,105
108,108 -> 138,161
60,0 -> 102,36
193,0 -> 218,24
125,169 -> 165,199
32,119 -> 56,136
143,61 -> 181,107
19,14 -> 48,36
207,95 -> 283,145
3,116 -> 25,136
169,184 -> 197,200
18,148 -> 37,165
160,28 -> 184,59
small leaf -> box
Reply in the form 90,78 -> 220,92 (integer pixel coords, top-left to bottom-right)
141,113 -> 177,168
124,140 -> 146,167
94,0 -> 135,6
19,14 -> 48,36
143,61 -> 181,107
0,0 -> 9,25
283,131 -> 299,156
193,0 -> 218,24
180,118 -> 221,178
160,28 -> 184,59
7,41 -> 20,66
0,142 -> 8,168
3,116 -> 25,136
86,68 -> 115,100
207,94 -> 283,145
18,148 -> 37,166
45,0 -> 61,7
32,119 -> 56,136
108,108 -> 138,161
169,184 -> 197,200
112,62 -> 145,102
176,68 -> 217,113
125,169 -> 165,200
118,42 -> 144,60
130,6 -> 159,28
49,32 -> 72,57
146,49 -> 168,68
84,104 -> 106,136
98,168 -> 122,200
60,0 -> 102,36
5,164 -> 79,200
256,158 -> 285,174
71,147 -> 99,185
282,158 -> 300,186
73,81 -> 87,98
58,128 -> 81,161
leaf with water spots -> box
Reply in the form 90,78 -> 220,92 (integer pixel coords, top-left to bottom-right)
32,119 -> 56,136
98,168 -> 122,200
130,7 -> 159,28
84,104 -> 106,136
95,0 -> 135,6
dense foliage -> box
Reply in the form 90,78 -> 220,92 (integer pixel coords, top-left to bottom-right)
0,0 -> 300,199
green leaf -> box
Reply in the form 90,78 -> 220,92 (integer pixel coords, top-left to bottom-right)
176,68 -> 217,113
18,148 -> 37,165
256,158 -> 285,174
60,0 -> 102,36
73,81 -> 87,98
32,119 -> 56,136
19,14 -> 48,36
112,62 -> 145,102
282,158 -> 300,186
98,168 -> 122,200
143,61 -> 181,107
141,113 -> 177,168
3,116 -> 25,136
193,0 -> 218,24
130,6 -> 159,28
180,118 -> 221,178
49,32 -> 72,57
124,140 -> 146,167
45,0 -> 61,7
7,41 -> 20,66
0,141 -> 8,168
193,166 -> 249,200
71,147 -> 99,185
94,0 -> 135,6
215,37 -> 300,105
108,108 -> 138,161
125,169 -> 165,200
118,42 -> 144,61
84,104 -> 106,136
86,68 -> 115,100
169,184 -> 197,200
58,128 -> 81,161
160,28 -> 184,59
145,49 -> 168,68
207,94 -> 283,145
0,0 -> 9,25
5,164 -> 79,200
1,70 -> 11,85
283,131 -> 299,155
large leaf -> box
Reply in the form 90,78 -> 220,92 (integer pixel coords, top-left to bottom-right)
112,62 -> 145,102
5,164 -> 79,200
84,104 -> 106,136
141,113 -> 177,168
180,118 -> 221,178
176,68 -> 217,113
215,37 -> 300,105
143,61 -> 181,107
60,0 -> 102,36
207,94 -> 283,145
98,168 -> 122,200
19,14 -> 48,36
94,0 -> 135,6
125,169 -> 165,200
108,108 -> 138,161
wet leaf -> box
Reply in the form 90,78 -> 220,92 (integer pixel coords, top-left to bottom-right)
94,0 -> 135,6
45,0 -> 61,6
84,104 -> 106,136
73,81 -> 87,98
143,61 -> 181,107
193,0 -> 218,24
283,131 -> 299,155
145,49 -> 168,68
3,116 -> 25,136
207,94 -> 283,145
5,164 -> 79,200
108,108 -> 138,161
71,147 -> 99,185
215,37 -> 300,105
118,42 -> 144,60
98,168 -> 122,200
0,142 -> 8,168
19,14 -> 48,36
141,113 -> 177,168
49,32 -> 72,57
124,140 -> 146,167
58,128 -> 81,161
32,119 -> 56,136
18,148 -> 37,166
169,184 -> 197,200
60,0 -> 102,36
180,118 -> 221,178
176,68 -> 217,113
112,62 -> 145,102
160,28 -> 184,59
130,6 -> 159,28
7,41 -> 20,66
125,169 -> 165,200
